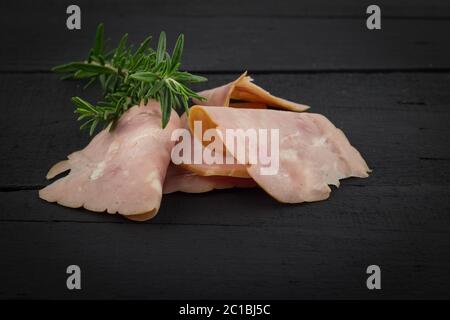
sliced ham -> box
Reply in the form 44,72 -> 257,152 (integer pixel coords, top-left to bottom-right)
229,102 -> 267,109
163,163 -> 257,194
181,160 -> 250,178
39,101 -> 180,221
172,113 -> 250,178
167,114 -> 255,193
184,73 -> 309,178
176,129 -> 250,178
193,72 -> 309,112
188,105 -> 370,203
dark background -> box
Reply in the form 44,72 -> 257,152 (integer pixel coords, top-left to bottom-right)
0,0 -> 449,299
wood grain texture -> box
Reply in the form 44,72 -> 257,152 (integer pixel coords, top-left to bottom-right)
0,72 -> 449,298
1,185 -> 449,229
1,0 -> 450,300
1,1 -> 450,71
4,0 -> 450,18
1,217 -> 449,299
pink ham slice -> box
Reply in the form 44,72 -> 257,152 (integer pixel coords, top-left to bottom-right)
184,73 -> 309,178
188,105 -> 370,203
193,72 -> 309,112
165,114 -> 256,193
172,114 -> 250,178
39,101 -> 180,221
163,163 -> 257,194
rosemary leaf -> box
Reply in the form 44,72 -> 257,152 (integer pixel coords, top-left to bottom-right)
53,24 -> 207,135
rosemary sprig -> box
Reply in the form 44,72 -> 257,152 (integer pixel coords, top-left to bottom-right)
53,23 -> 207,135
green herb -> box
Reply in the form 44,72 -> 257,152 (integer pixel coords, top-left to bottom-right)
53,23 -> 207,135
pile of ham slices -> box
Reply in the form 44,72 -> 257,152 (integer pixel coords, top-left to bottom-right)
39,73 -> 370,221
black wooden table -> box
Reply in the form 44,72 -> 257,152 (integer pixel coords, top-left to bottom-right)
1,0 -> 450,299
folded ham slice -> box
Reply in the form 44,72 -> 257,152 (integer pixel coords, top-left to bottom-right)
188,105 -> 370,203
171,114 -> 250,178
165,113 -> 256,194
193,72 -> 309,112
184,73 -> 309,178
39,101 -> 180,221
163,163 -> 257,194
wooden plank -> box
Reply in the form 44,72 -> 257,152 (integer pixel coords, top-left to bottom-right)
4,0 -> 450,19
1,185 -> 449,228
1,4 -> 450,71
2,0 -> 450,301
1,218 -> 449,299
0,73 -> 449,188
